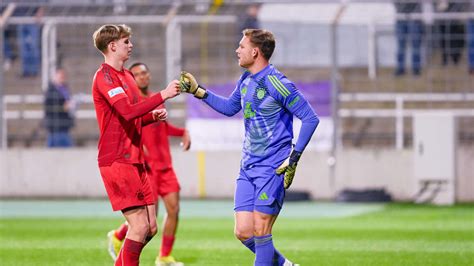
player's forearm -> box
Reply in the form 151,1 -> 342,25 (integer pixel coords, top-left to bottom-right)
141,112 -> 155,126
113,93 -> 164,121
294,109 -> 319,152
166,122 -> 186,136
203,90 -> 241,117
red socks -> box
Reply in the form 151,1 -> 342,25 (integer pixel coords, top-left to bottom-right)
115,238 -> 144,266
160,235 -> 175,257
115,223 -> 128,241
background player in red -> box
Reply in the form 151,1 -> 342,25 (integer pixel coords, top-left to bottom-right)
92,24 -> 180,266
108,62 -> 190,266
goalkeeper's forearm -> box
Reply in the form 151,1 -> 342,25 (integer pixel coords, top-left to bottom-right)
202,90 -> 242,117
294,112 -> 319,152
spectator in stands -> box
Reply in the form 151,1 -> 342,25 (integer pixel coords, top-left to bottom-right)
436,0 -> 466,66
1,4 -> 15,71
394,1 -> 423,76
237,4 -> 261,43
467,0 -> 474,74
240,4 -> 261,30
43,68 -> 75,147
3,25 -> 15,71
16,6 -> 43,77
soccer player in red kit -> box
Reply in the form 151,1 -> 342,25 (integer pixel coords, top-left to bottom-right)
92,24 -> 180,266
108,62 -> 190,266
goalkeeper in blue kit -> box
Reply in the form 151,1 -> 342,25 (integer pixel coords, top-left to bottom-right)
180,29 -> 319,266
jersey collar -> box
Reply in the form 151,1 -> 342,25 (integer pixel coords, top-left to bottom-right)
250,64 -> 273,81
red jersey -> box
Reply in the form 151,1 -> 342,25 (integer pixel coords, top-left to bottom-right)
141,94 -> 185,170
92,63 -> 145,167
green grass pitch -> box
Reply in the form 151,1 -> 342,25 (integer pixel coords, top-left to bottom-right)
0,202 -> 473,265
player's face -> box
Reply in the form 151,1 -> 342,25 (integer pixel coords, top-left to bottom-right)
54,69 -> 66,85
130,65 -> 151,90
113,36 -> 133,61
236,36 -> 256,68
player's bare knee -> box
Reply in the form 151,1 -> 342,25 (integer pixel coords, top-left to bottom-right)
253,227 -> 264,237
234,228 -> 253,241
149,223 -> 158,237
128,222 -> 148,238
167,203 -> 180,217
253,222 -> 271,236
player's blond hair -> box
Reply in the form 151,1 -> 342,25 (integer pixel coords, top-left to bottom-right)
242,29 -> 275,61
93,24 -> 132,53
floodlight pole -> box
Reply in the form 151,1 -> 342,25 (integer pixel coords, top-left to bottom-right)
329,3 -> 346,198
0,3 -> 16,149
0,23 -> 5,149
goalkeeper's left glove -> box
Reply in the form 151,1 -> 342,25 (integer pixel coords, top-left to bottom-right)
179,71 -> 207,99
276,149 -> 302,189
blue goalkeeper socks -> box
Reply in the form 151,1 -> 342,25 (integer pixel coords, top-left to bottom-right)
242,236 -> 256,252
273,249 -> 286,266
242,235 -> 286,266
254,234 -> 280,266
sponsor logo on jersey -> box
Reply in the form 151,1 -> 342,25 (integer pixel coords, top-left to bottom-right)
241,86 -> 248,96
108,87 -> 125,98
288,96 -> 300,107
244,102 -> 256,119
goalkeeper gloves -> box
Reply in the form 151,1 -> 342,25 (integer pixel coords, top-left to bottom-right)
276,149 -> 302,189
179,71 -> 207,99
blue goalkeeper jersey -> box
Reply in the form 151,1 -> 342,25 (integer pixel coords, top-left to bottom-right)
203,64 -> 319,168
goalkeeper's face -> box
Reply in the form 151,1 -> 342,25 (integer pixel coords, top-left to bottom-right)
130,64 -> 151,90
236,36 -> 256,69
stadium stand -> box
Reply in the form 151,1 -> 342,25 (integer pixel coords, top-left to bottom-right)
1,1 -> 473,148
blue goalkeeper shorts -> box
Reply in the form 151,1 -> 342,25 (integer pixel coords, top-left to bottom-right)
234,165 -> 285,215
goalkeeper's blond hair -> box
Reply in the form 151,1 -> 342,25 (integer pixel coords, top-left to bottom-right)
242,29 -> 275,61
93,24 -> 132,53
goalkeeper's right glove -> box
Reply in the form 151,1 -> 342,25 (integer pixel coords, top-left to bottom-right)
276,149 -> 302,189
179,71 -> 207,99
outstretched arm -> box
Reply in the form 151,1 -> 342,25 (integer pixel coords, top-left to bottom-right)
179,71 -> 242,117
202,89 -> 242,117
112,80 -> 180,121
113,93 -> 164,121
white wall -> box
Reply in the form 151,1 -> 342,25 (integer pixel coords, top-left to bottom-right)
1,148 -> 473,202
261,3 -> 397,67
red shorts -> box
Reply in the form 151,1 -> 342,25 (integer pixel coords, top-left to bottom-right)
99,162 -> 156,211
147,161 -> 180,197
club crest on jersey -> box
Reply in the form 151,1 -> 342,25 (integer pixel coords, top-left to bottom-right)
256,88 -> 266,99
108,87 -> 125,98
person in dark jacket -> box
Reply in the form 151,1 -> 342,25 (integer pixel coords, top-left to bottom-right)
468,0 -> 474,74
44,68 -> 74,147
237,4 -> 261,44
436,0 -> 467,66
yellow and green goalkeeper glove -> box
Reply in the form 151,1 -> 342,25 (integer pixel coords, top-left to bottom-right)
179,71 -> 207,99
276,149 -> 302,189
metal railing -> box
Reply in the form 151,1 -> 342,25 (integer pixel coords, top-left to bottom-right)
1,1 -> 474,149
